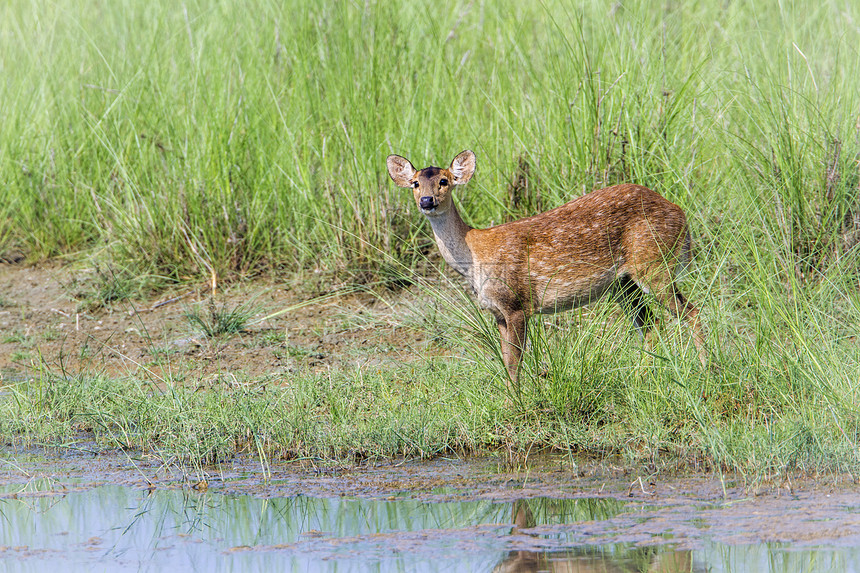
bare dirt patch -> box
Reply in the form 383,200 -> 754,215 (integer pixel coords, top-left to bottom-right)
0,262 -> 441,383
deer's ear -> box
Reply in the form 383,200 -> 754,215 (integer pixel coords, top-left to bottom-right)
386,155 -> 417,187
449,150 -> 476,185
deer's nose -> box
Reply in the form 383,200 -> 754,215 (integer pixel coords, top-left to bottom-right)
419,196 -> 436,210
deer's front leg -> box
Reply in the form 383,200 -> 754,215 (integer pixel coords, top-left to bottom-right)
498,310 -> 527,386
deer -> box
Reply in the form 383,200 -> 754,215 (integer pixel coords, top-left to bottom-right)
386,150 -> 706,385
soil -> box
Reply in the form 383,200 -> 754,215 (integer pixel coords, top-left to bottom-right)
0,261 -> 441,383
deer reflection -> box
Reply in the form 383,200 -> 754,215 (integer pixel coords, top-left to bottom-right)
493,499 -> 695,573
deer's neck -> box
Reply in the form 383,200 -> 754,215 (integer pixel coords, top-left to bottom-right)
427,204 -> 474,279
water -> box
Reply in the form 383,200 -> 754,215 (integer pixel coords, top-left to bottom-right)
1,477 -> 859,572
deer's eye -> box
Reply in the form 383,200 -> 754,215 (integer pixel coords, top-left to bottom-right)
412,181 -> 419,188
439,178 -> 448,187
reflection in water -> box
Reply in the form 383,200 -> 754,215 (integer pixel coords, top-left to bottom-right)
0,480 -> 857,572
495,549 -> 694,573
493,499 -> 697,573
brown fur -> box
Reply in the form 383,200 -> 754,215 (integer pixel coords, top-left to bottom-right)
386,150 -> 706,384
494,500 -> 693,572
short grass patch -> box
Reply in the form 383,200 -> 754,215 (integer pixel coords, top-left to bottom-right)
2,311 -> 857,480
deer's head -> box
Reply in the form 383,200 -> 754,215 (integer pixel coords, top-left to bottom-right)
386,150 -> 476,217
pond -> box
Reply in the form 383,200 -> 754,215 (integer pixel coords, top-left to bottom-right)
1,453 -> 859,572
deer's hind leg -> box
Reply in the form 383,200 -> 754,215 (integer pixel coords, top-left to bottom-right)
661,287 -> 707,366
611,275 -> 657,338
633,267 -> 707,367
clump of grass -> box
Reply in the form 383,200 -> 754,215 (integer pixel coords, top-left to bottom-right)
91,266 -> 134,306
70,263 -> 165,311
9,351 -> 31,363
183,298 -> 260,338
3,331 -> 33,346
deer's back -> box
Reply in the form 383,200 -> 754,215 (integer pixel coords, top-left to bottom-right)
464,184 -> 688,315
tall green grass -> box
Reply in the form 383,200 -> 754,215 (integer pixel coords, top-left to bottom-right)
1,0 -> 859,475
3,0 -> 857,279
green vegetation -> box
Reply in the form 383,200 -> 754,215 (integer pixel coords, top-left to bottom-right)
71,264 -> 164,310
2,314 -> 857,480
183,297 -> 259,338
1,0 -> 859,478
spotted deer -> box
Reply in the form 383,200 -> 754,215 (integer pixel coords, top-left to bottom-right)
386,150 -> 706,384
